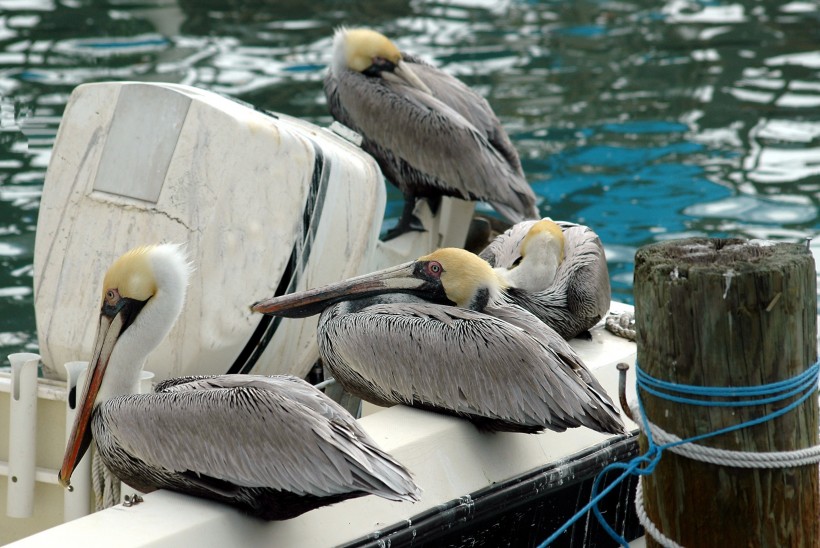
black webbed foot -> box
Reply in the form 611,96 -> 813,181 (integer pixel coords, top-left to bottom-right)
381,195 -> 426,241
382,214 -> 426,241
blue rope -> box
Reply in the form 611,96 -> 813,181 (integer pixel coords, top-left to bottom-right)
637,365 -> 817,398
637,365 -> 819,407
536,360 -> 820,548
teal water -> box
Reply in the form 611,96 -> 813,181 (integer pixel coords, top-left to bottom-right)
1,0 -> 819,357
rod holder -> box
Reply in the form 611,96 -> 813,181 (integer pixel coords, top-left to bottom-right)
63,361 -> 92,522
6,353 -> 41,518
138,370 -> 154,394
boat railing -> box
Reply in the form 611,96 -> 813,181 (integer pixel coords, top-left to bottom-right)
1,356 -> 152,524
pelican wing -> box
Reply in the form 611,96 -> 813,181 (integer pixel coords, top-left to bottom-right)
485,302 -> 623,432
320,301 -> 623,433
98,375 -> 418,500
324,68 -> 538,222
558,224 -> 611,323
400,54 -> 522,173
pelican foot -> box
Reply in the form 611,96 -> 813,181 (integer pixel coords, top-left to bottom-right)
574,330 -> 593,341
382,215 -> 426,242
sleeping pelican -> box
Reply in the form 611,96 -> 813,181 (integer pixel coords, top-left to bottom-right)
325,27 -> 539,239
253,248 -> 624,435
59,244 -> 420,520
480,219 -> 611,340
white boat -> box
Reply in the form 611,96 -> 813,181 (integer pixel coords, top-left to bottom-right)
0,82 -> 640,547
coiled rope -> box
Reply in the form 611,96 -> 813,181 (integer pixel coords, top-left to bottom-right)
634,480 -> 681,548
92,444 -> 120,511
536,360 -> 820,548
605,311 -> 636,341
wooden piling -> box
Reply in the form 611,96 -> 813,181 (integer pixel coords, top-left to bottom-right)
633,237 -> 818,547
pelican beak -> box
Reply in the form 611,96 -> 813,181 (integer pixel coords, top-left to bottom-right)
58,308 -> 128,489
252,260 -> 442,318
392,60 -> 432,95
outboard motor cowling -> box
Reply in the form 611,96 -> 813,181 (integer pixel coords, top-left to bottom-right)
34,82 -> 385,381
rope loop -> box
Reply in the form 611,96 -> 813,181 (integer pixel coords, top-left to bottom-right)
536,360 -> 820,548
636,361 -> 820,408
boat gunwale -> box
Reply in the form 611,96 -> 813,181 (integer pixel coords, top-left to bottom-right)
342,432 -> 641,548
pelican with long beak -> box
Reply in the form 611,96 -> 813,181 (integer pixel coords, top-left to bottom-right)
325,27 -> 539,239
480,219 -> 612,340
59,244 -> 420,520
252,248 -> 624,435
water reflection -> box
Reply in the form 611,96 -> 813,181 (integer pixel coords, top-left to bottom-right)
0,0 -> 819,357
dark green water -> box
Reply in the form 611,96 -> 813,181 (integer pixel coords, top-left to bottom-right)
1,0 -> 819,357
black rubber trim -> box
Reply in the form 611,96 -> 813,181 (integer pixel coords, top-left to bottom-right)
226,138 -> 331,374
341,433 -> 641,548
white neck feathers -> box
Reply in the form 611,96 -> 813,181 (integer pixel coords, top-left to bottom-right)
96,244 -> 190,403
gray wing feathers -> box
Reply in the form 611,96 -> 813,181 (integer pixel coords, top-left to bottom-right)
401,56 -> 523,173
560,224 -> 611,323
101,376 -> 419,501
320,302 -> 623,433
486,303 -> 623,433
325,65 -> 538,221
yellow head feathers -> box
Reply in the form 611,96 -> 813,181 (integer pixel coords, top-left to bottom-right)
522,220 -> 564,262
338,28 -> 402,72
419,248 -> 506,308
102,245 -> 157,303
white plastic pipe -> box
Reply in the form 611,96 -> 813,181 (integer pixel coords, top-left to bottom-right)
6,352 -> 41,518
438,198 -> 476,249
371,197 -> 475,272
62,361 -> 92,522
138,369 -> 155,395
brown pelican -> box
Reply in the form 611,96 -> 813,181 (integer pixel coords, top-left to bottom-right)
480,219 -> 611,340
324,27 -> 539,239
59,244 -> 420,520
252,248 -> 624,435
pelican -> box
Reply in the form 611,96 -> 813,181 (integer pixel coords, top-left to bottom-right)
325,27 -> 539,239
59,244 -> 420,520
253,248 -> 624,435
480,219 -> 611,340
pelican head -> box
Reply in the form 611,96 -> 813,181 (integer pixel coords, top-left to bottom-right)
522,220 -> 564,263
59,244 -> 190,489
500,219 -> 565,291
416,248 -> 508,309
253,247 -> 506,318
332,27 -> 432,94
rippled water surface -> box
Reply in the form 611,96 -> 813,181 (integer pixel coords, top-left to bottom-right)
1,0 -> 819,357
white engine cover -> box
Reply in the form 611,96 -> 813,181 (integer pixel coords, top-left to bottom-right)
34,82 -> 385,381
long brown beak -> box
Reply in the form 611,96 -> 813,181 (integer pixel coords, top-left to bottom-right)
390,60 -> 432,95
252,261 -> 427,318
58,311 -> 126,489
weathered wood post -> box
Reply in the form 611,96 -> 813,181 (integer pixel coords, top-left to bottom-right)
633,238 -> 818,547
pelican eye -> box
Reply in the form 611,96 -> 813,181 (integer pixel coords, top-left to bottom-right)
365,57 -> 398,75
426,261 -> 443,278
104,289 -> 120,304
